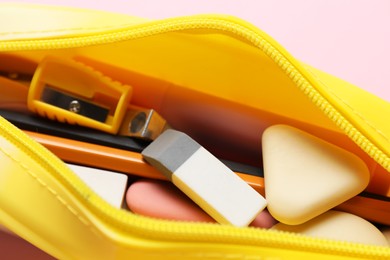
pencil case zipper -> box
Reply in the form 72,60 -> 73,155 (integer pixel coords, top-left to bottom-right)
1,15 -> 389,258
2,16 -> 388,171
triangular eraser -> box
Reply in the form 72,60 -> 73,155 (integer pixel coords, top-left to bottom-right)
262,125 -> 370,225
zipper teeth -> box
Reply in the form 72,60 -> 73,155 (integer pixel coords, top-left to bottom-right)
2,17 -> 390,258
2,17 -> 389,172
0,115 -> 94,203
99,205 -> 389,260
239,26 -> 390,173
293,76 -> 390,171
86,18 -> 389,256
0,116 -> 69,177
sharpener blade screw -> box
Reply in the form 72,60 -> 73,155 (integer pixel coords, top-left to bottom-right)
69,100 -> 81,113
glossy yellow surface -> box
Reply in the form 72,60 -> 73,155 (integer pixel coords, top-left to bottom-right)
1,3 -> 390,260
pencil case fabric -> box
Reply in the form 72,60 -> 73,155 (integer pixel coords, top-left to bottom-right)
1,3 -> 390,259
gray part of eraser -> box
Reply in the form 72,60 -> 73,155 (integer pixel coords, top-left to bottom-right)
141,129 -> 201,180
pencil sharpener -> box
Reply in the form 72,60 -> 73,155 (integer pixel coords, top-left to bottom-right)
27,55 -> 132,134
119,106 -> 171,141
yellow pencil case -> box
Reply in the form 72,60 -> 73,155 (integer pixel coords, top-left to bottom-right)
1,3 -> 390,259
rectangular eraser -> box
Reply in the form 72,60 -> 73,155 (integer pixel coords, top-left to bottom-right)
142,129 -> 267,227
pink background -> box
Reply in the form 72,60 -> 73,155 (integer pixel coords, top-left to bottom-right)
0,1 -> 389,259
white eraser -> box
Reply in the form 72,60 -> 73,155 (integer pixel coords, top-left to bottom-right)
67,164 -> 128,208
142,129 -> 267,227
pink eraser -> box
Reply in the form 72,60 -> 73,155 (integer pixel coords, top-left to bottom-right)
127,179 -> 214,223
142,129 -> 267,227
126,179 -> 277,228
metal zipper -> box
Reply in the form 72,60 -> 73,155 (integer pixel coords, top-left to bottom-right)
1,15 -> 390,258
